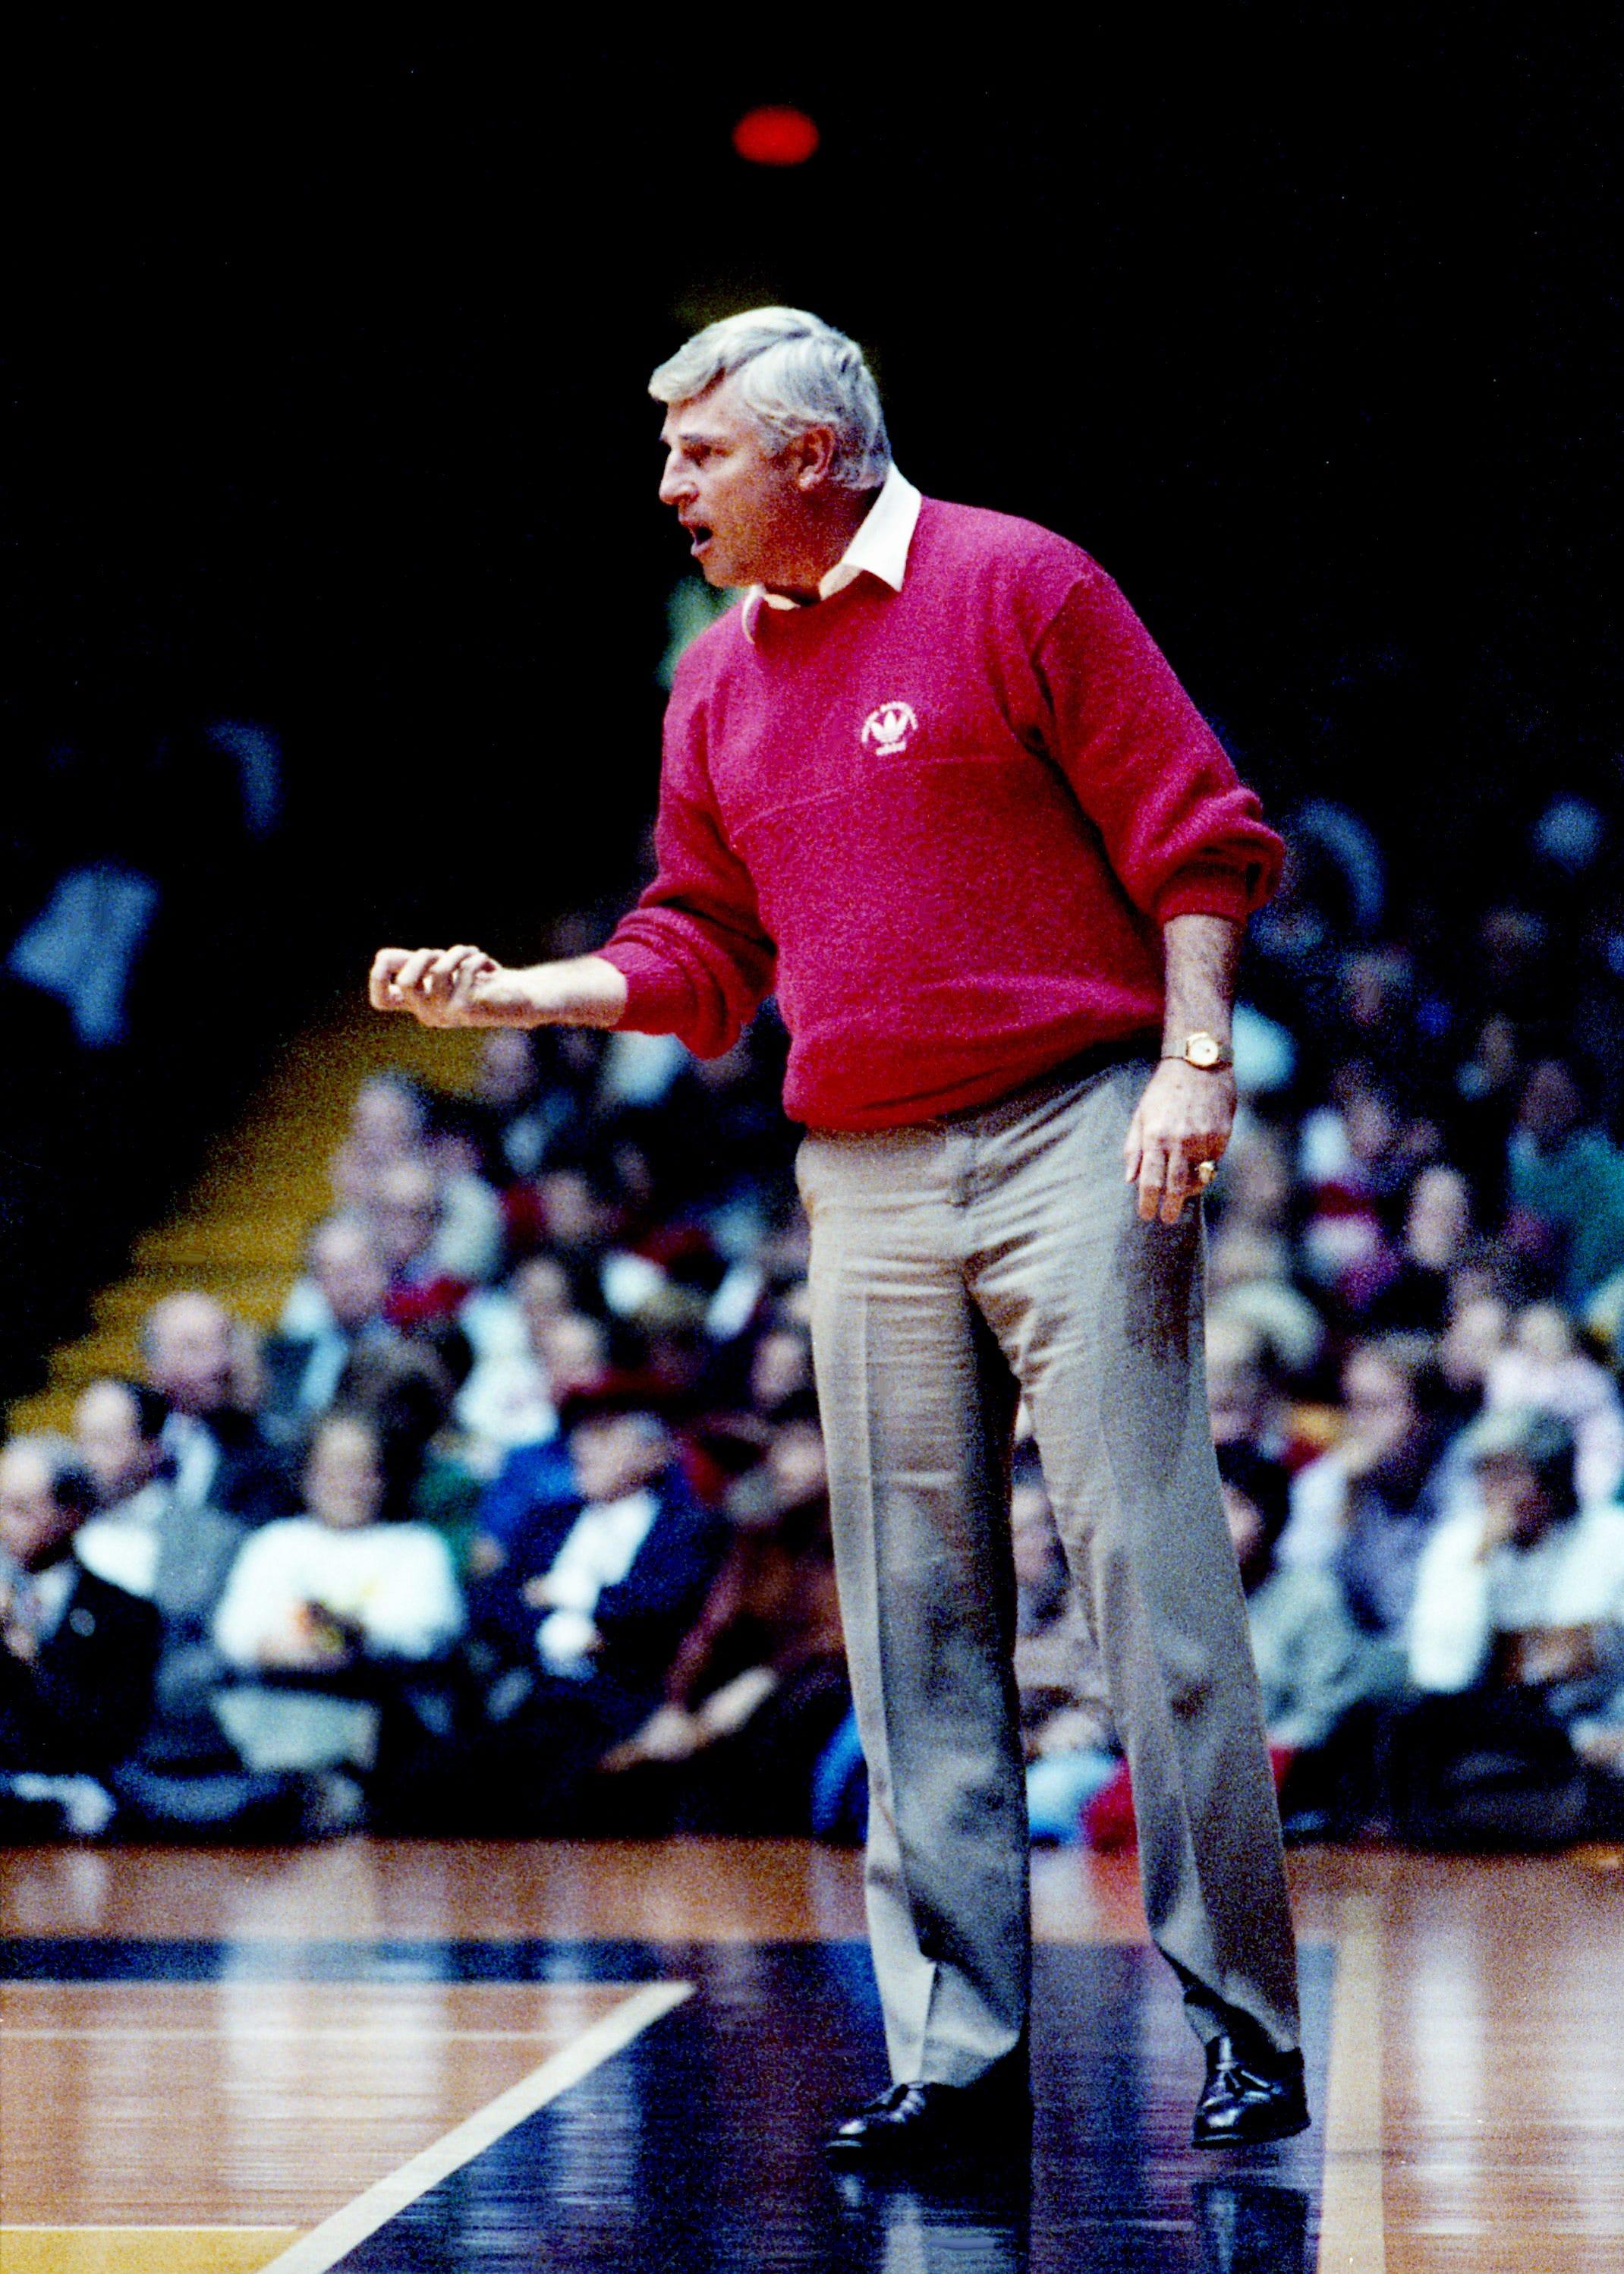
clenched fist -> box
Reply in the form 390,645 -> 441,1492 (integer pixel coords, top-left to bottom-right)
370,945 -> 527,1027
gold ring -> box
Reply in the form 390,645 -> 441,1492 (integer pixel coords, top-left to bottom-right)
1195,1160 -> 1217,1187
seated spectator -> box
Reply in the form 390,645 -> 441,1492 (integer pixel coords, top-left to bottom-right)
423,1402 -> 725,1832
212,1410 -> 465,1827
73,1378 -> 297,1835
423,1107 -> 506,1286
1440,1291 -> 1511,1408
335,1337 -> 486,1573
467,1314 -> 612,1554
601,1399 -> 848,1832
1396,1407 -> 1624,1846
328,1072 -> 429,1215
1206,1228 -> 1327,1385
1217,1442 -> 1380,1835
458,1252 -> 573,1374
72,1378 -> 247,1753
478,1025 -> 609,1211
0,1435 -> 159,1837
1298,1063 -> 1440,1322
1298,1060 -> 1413,1206
454,1256 -> 574,1470
510,1160 -> 652,1321
747,1324 -> 816,1422
1206,1314 -> 1296,1469
370,1157 -> 471,1331
1483,1302 -> 1624,1505
1365,1165 -> 1477,1334
1507,1058 -> 1624,1309
1448,1011 -> 1525,1223
1277,1333 -> 1456,1659
1083,1443 -> 1379,1854
1212,1122 -> 1294,1240
74,1376 -> 180,1580
330,1065 -> 507,1307
621,1282 -> 716,1423
141,1290 -> 296,1523
263,1215 -> 404,1438
464,1029 -> 552,1181
1337,946 -> 1429,1103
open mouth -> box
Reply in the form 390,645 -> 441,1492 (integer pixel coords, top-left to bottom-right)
689,524 -> 714,558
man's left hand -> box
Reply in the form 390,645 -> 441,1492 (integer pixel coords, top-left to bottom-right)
1124,1060 -> 1237,1224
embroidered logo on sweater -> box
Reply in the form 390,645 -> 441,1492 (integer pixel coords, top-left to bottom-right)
861,701 -> 918,757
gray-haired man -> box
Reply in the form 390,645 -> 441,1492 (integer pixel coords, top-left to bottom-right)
372,307 -> 1306,2160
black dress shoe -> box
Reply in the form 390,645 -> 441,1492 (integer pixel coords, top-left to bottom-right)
824,2069 -> 1032,2165
1192,2030 -> 1310,2148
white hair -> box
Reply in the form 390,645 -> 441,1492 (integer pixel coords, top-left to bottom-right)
649,307 -> 890,493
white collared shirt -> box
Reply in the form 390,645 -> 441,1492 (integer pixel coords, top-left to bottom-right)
743,464 -> 922,641
535,1487 -> 661,1677
74,1479 -> 170,1602
162,1413 -> 220,1510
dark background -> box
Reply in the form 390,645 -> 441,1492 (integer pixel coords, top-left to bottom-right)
0,21 -> 1614,1388
2,21 -> 1615,945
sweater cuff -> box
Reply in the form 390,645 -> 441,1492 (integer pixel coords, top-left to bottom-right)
597,943 -> 700,1035
1153,860 -> 1271,926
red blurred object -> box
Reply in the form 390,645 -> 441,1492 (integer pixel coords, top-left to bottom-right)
1082,1746 -> 1296,1850
732,106 -> 820,167
383,1274 -> 472,1334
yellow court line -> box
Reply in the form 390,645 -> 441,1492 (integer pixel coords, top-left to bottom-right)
1,2027 -> 574,2043
1316,1896 -> 1385,2274
258,1980 -> 693,2274
0,2231 -> 297,2273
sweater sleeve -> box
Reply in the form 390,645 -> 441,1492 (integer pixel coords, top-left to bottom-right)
1031,570 -> 1283,924
597,666 -> 777,1059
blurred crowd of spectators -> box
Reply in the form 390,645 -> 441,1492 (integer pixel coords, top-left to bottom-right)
6,789 -> 1624,1854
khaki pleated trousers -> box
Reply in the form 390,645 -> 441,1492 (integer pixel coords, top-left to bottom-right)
798,1054 -> 1300,2087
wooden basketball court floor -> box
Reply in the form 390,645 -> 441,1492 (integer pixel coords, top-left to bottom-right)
0,1838 -> 1619,2272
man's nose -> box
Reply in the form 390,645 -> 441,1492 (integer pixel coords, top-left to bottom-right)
658,458 -> 693,507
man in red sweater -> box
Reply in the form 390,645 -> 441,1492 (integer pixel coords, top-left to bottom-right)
372,308 -> 1305,2161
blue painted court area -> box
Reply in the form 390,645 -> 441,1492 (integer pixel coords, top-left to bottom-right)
1,1937 -> 1330,2271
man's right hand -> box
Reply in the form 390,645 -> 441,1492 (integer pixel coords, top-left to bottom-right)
369,946 -> 628,1029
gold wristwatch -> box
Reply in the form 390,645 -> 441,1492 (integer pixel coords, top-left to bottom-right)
1161,1031 -> 1232,1070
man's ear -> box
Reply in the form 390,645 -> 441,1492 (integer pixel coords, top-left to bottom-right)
792,424 -> 839,490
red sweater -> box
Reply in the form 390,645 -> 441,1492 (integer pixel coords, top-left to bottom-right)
602,496 -> 1283,1131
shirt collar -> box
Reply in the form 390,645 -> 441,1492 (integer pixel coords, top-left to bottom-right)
742,465 -> 921,642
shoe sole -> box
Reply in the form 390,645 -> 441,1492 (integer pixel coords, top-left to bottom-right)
1191,2105 -> 1311,2149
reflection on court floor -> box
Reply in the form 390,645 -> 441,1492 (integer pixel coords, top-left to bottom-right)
0,1937 -> 1329,2272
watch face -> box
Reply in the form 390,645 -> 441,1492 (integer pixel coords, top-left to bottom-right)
1187,1034 -> 1223,1067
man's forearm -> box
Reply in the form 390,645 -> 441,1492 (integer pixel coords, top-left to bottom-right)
1160,915 -> 1242,1053
372,942 -> 631,1030
511,954 -> 628,1029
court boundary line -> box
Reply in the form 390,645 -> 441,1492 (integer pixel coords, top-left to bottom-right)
1316,1894 -> 1385,2274
256,1979 -> 691,2274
